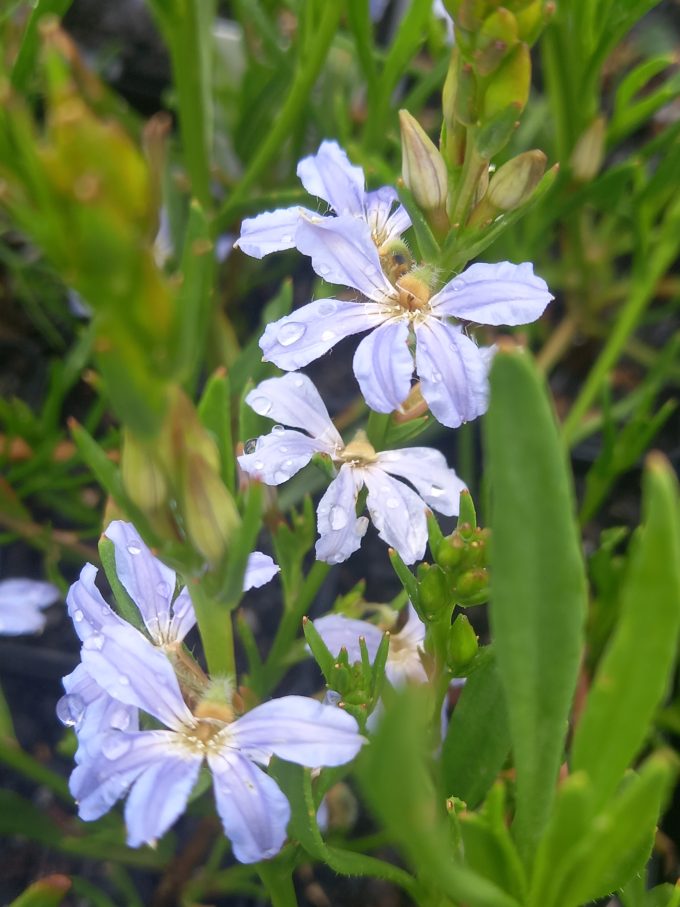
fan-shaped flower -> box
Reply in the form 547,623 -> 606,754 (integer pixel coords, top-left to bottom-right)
235,140 -> 410,260
257,213 -> 553,428
238,373 -> 465,565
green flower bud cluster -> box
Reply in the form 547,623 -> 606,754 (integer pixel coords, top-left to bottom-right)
432,490 -> 490,607
303,616 -> 388,730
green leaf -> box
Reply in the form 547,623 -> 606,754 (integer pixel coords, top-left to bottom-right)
198,369 -> 235,493
98,536 -> 146,632
10,0 -> 74,93
484,346 -> 587,859
571,454 -> 680,809
441,647 -> 511,808
9,876 -> 71,907
395,182 -> 441,263
357,686 -> 523,907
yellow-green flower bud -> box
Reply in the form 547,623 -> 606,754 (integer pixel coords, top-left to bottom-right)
454,568 -> 490,606
447,614 -> 479,670
483,43 -> 531,119
121,428 -> 168,513
180,453 -> 241,565
570,116 -> 606,183
418,564 -> 453,617
399,110 -> 449,213
486,150 -> 547,211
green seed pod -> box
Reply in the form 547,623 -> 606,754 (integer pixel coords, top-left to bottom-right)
447,613 -> 479,670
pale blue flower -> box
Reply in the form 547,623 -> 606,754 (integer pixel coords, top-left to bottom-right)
238,373 -> 465,564
258,213 -> 553,428
235,140 -> 410,260
0,578 -> 59,635
64,616 -> 364,861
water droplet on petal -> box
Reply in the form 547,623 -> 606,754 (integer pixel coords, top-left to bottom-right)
429,484 -> 445,498
126,543 -> 141,556
321,330 -> 335,342
117,674 -> 131,687
318,300 -> 337,316
250,395 -> 272,416
386,497 -> 400,509
101,606 -> 111,617
277,321 -> 306,346
272,424 -> 285,434
156,581 -> 170,598
110,707 -> 131,731
102,734 -> 131,760
279,445 -> 289,454
253,460 -> 265,471
281,234 -> 293,244
329,505 -> 348,530
273,469 -> 291,484
83,633 -> 105,651
293,376 -> 305,388
432,371 -> 442,383
450,279 -> 464,292
244,439 -> 258,455
73,609 -> 84,623
57,693 -> 85,727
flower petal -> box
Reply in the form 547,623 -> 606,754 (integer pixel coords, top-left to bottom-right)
362,468 -> 428,564
80,621 -> 194,731
296,215 -> 396,301
376,447 -> 466,516
259,297 -> 387,371
414,320 -> 490,428
430,261 -> 553,326
124,744 -> 202,847
244,552 -> 279,591
315,465 -> 368,564
230,695 -> 365,766
238,429 -> 329,485
208,749 -> 291,863
245,372 -> 342,447
365,187 -> 411,244
234,206 -> 310,258
66,563 -> 124,642
167,588 -> 197,643
353,318 -> 414,413
313,614 -> 385,663
60,664 -> 138,761
296,141 -> 365,216
104,521 -> 178,645
0,578 -> 59,635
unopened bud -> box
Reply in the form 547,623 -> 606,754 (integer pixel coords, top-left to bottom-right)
418,564 -> 453,617
181,453 -> 240,564
483,43 -> 531,119
486,150 -> 546,211
121,428 -> 168,512
447,613 -> 479,670
454,568 -> 490,606
570,116 -> 606,183
399,110 -> 448,213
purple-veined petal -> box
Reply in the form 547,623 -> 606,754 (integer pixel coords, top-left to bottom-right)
315,465 -> 368,565
60,664 -> 138,761
296,141 -> 365,216
70,729 -> 188,822
296,215 -> 396,301
376,447 -> 465,516
313,614 -> 385,663
362,468 -> 428,564
80,621 -> 194,731
67,563 -> 124,642
208,748 -> 291,863
245,372 -> 342,448
104,521 -> 178,645
124,743 -> 203,847
430,261 -> 553,326
365,187 -> 411,245
0,578 -> 59,635
415,320 -> 490,428
234,206 -> 311,258
238,430 -> 330,486
244,552 -> 279,591
167,587 -> 197,644
353,318 -> 414,413
259,297 -> 387,371
229,695 -> 365,767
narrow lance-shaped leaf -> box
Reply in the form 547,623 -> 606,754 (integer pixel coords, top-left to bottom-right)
571,453 -> 680,809
484,345 -> 587,860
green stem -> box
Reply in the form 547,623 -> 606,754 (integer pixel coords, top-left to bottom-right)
220,1 -> 341,224
257,856 -> 298,907
189,579 -> 235,678
448,139 -> 486,231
